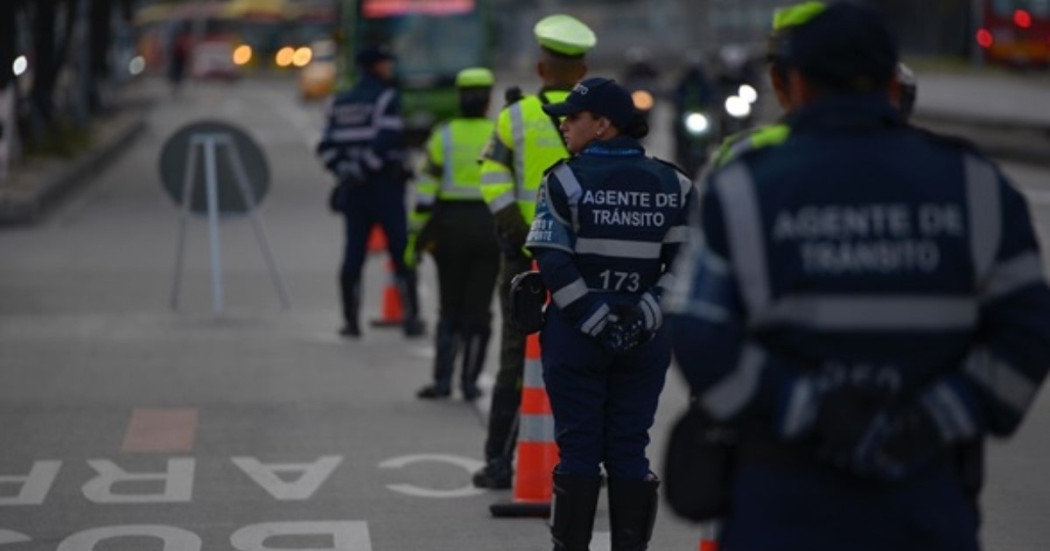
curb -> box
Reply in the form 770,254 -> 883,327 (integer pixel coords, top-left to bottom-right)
0,109 -> 148,226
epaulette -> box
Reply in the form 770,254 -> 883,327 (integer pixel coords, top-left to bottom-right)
913,126 -> 983,155
650,156 -> 689,177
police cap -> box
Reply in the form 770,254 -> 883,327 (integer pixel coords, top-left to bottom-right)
774,2 -> 898,92
455,67 -> 494,88
533,14 -> 597,57
542,77 -> 635,130
356,45 -> 395,68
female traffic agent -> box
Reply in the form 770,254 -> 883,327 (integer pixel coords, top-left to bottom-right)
524,77 -> 694,551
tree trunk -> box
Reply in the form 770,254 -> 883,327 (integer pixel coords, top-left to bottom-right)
0,0 -> 16,92
88,0 -> 113,112
30,0 -> 57,123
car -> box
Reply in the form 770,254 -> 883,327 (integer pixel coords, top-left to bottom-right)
299,40 -> 337,101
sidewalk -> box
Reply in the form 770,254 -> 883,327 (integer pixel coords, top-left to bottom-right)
0,85 -> 152,226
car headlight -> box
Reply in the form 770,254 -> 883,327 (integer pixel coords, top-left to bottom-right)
683,112 -> 709,135
724,96 -> 751,119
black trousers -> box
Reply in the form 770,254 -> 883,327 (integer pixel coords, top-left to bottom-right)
429,201 -> 500,329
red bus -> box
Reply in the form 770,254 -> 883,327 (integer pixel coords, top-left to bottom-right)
977,0 -> 1050,66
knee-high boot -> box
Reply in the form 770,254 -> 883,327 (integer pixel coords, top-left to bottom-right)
417,318 -> 458,398
550,472 -> 602,551
459,324 -> 491,401
471,385 -> 519,489
397,270 -> 425,337
339,273 -> 361,337
607,476 -> 660,551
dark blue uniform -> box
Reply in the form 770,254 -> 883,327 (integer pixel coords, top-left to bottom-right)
526,136 -> 694,480
317,73 -> 420,334
666,94 -> 1050,550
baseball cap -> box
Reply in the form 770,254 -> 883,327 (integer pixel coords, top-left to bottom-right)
541,77 -> 636,130
356,45 -> 395,68
772,1 -> 898,91
533,14 -> 597,57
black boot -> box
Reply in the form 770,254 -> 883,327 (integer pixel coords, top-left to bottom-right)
339,273 -> 361,337
607,475 -> 660,551
459,324 -> 491,401
397,270 -> 425,337
417,318 -> 458,399
550,472 -> 602,551
471,385 -> 519,489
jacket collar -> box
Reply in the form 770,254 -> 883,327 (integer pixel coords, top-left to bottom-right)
786,93 -> 904,133
581,136 -> 645,157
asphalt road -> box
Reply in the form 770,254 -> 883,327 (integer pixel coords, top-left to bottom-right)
1,76 -> 1049,550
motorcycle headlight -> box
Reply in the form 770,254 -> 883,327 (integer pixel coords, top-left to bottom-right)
683,112 -> 709,135
738,84 -> 758,104
724,96 -> 751,119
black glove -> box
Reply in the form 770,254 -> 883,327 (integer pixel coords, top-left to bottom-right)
817,390 -> 943,481
596,305 -> 651,354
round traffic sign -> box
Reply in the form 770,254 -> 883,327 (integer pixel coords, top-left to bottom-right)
158,120 -> 270,215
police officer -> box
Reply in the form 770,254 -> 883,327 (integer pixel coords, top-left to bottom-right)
411,68 -> 500,401
472,14 -> 596,489
317,45 -> 424,338
665,3 -> 1050,550
709,1 -> 917,170
527,77 -> 694,551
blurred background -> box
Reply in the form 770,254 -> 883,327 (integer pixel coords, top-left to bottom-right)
1,0 -> 1048,183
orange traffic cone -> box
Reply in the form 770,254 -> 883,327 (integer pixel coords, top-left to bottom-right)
370,259 -> 404,327
699,522 -> 720,551
367,225 -> 387,254
489,330 -> 558,517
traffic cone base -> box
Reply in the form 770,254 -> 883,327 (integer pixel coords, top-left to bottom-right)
371,259 -> 404,327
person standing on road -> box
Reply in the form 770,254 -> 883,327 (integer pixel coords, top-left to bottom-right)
527,77 -> 693,551
317,45 -> 424,339
471,14 -> 597,489
411,68 -> 500,401
665,3 -> 1050,550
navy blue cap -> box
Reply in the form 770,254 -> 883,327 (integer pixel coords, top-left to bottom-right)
356,45 -> 395,68
542,77 -> 636,130
778,2 -> 898,91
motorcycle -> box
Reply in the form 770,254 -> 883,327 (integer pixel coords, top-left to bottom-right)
674,108 -> 713,178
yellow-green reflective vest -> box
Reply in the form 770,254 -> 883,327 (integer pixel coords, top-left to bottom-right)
479,91 -> 570,224
410,117 -> 494,230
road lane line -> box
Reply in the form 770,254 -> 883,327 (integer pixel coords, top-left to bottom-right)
121,408 -> 199,453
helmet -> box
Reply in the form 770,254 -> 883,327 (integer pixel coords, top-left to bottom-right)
895,62 -> 917,118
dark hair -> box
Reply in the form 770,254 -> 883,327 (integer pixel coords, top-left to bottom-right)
621,111 -> 649,139
459,87 -> 491,118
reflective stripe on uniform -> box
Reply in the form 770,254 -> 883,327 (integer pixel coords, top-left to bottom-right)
640,291 -> 662,329
486,191 -> 516,213
330,127 -> 377,141
580,303 -> 611,336
754,295 -> 978,330
552,277 -> 589,309
965,155 -> 1001,284
664,225 -> 689,243
700,344 -> 766,421
510,103 -> 527,192
981,252 -> 1046,302
921,381 -> 978,441
575,238 -> 663,259
552,164 -> 583,232
714,164 -> 771,316
963,347 -> 1039,414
